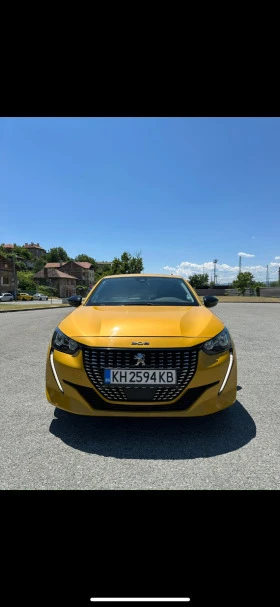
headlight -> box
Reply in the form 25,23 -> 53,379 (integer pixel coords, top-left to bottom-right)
51,327 -> 80,354
202,327 -> 231,354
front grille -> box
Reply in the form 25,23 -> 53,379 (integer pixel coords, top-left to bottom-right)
82,347 -> 198,402
65,381 -> 219,411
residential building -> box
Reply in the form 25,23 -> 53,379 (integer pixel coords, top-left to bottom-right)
23,242 -> 46,258
2,244 -> 14,252
33,268 -> 78,298
53,260 -> 95,286
0,254 -> 17,296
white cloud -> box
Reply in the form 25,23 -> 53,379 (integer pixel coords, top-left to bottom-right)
275,256 -> 280,260
270,262 -> 280,267
237,252 -> 255,258
162,260 -> 276,284
219,263 -> 239,271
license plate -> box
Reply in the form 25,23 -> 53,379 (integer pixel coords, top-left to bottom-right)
104,369 -> 177,385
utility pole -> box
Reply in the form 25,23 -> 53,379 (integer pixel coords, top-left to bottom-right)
278,266 -> 280,287
239,255 -> 242,274
8,255 -> 17,299
13,255 -> 17,298
266,265 -> 269,287
213,259 -> 218,285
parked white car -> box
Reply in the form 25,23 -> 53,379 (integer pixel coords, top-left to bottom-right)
0,292 -> 14,301
32,293 -> 48,301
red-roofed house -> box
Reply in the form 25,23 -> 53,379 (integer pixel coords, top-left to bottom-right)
23,242 -> 46,258
56,260 -> 95,286
45,262 -> 61,268
43,260 -> 95,287
33,267 -> 78,298
2,244 -> 15,251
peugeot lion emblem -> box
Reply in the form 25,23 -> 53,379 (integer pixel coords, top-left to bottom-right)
134,353 -> 146,366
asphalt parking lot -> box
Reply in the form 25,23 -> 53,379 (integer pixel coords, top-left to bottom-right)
1,303 -> 279,489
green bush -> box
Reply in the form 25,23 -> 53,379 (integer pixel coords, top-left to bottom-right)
35,285 -> 58,297
17,271 -> 37,291
76,285 -> 89,295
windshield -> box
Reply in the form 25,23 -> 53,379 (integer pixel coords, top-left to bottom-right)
85,276 -> 199,306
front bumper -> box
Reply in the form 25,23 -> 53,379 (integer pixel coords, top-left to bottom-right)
45,344 -> 237,417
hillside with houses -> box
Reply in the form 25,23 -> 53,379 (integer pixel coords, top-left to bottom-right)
0,242 -> 113,298
0,243 -> 143,298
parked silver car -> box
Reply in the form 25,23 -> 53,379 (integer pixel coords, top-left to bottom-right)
32,293 -> 48,301
0,292 -> 14,301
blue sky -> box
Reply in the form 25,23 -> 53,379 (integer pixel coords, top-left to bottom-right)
0,117 -> 279,283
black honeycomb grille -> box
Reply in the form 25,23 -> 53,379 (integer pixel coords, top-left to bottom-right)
82,347 -> 198,402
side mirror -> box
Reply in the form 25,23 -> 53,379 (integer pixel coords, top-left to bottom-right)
203,295 -> 218,308
67,295 -> 82,307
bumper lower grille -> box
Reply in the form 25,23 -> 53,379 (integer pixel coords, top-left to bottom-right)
82,347 -> 199,402
65,381 -> 219,412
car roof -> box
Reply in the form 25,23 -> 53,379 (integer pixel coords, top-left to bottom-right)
100,274 -> 186,279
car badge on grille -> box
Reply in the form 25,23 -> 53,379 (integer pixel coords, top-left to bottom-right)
131,341 -> 150,345
134,353 -> 146,366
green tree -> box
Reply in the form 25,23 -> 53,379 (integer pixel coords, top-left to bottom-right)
232,272 -> 255,295
17,271 -> 37,291
0,243 -> 32,260
1,250 -> 29,272
15,259 -> 29,271
0,244 -> 32,266
76,285 -> 89,296
46,247 -> 69,262
33,256 -> 48,273
94,266 -> 113,282
111,251 -> 144,275
188,273 -> 209,289
12,244 -> 33,260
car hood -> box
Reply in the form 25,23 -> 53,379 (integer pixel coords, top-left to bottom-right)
58,305 -> 225,348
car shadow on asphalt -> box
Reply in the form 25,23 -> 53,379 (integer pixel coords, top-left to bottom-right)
49,399 -> 256,459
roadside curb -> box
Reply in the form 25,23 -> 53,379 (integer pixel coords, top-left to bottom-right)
0,306 -> 70,314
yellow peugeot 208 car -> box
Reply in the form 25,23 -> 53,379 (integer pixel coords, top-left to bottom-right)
46,274 -> 237,417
